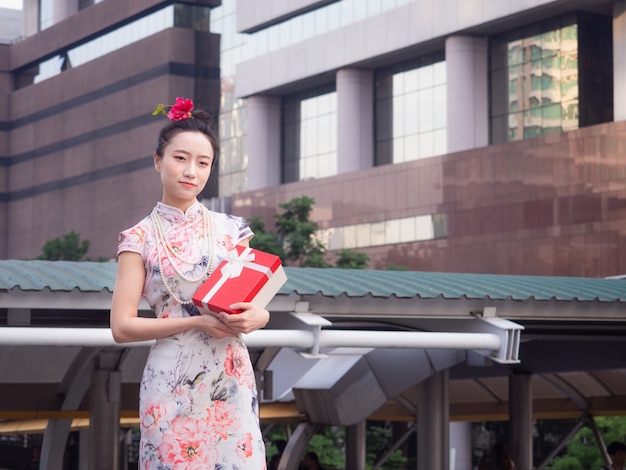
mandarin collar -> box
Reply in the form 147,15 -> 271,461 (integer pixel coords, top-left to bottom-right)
155,200 -> 204,224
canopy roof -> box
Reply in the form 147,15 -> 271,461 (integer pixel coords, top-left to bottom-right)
3,259 -> 626,301
0,260 -> 625,433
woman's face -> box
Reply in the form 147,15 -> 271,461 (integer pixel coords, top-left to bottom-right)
154,130 -> 214,211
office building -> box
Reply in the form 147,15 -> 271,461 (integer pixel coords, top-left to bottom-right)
0,0 -> 624,278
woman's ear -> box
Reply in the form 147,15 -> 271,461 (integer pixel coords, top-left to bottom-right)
153,153 -> 161,172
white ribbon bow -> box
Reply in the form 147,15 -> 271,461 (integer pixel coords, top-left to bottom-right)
220,247 -> 256,279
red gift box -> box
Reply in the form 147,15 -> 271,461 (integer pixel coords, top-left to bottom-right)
193,245 -> 287,314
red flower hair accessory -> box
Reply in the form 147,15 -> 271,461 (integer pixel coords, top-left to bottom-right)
152,97 -> 194,121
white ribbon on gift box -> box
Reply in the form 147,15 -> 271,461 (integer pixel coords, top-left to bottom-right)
199,246 -> 272,307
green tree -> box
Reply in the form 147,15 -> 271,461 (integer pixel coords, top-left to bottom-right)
306,427 -> 345,469
365,423 -> 408,469
274,196 -> 330,267
249,195 -> 373,269
335,249 -> 370,269
548,416 -> 626,469
247,216 -> 285,260
37,231 -> 90,261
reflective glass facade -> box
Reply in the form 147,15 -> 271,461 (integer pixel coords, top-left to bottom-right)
33,4 -> 212,83
506,25 -> 579,140
490,13 -> 613,144
375,55 -> 446,165
240,0 -> 413,68
299,92 -> 338,180
210,0 -> 421,194
282,86 -> 337,183
210,0 -> 246,195
321,213 -> 447,251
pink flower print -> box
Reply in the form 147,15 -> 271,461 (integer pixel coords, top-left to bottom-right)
171,234 -> 198,260
224,343 -> 252,387
236,432 -> 254,460
222,234 -> 235,251
141,403 -> 168,441
206,400 -> 241,440
158,252 -> 177,278
158,416 -> 217,469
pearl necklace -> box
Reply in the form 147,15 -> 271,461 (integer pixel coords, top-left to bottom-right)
151,205 -> 215,305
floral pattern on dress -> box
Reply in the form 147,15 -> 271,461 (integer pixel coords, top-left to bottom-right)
118,201 -> 266,470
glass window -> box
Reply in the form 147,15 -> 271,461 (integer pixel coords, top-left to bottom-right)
489,13 -> 611,143
40,0 -> 54,30
323,214 -> 447,250
375,53 -> 447,165
209,0 -> 425,196
282,87 -> 337,182
32,5 -> 180,83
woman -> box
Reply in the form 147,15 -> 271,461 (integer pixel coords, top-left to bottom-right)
110,97 -> 269,469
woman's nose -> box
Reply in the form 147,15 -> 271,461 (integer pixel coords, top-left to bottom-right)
184,163 -> 197,177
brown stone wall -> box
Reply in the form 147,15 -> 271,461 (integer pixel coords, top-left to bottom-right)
232,121 -> 626,277
4,27 -> 219,260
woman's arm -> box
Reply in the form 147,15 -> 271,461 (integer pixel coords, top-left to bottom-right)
110,251 -> 238,343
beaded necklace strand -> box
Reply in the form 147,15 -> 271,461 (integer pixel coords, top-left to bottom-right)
151,206 -> 215,305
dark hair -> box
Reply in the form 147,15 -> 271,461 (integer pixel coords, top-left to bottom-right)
607,441 -> 626,455
305,451 -> 320,463
154,108 -> 220,167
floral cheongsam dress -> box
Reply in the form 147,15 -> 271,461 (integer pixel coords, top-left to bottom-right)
117,201 -> 266,470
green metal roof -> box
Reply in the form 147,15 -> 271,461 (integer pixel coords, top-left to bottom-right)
1,259 -> 626,302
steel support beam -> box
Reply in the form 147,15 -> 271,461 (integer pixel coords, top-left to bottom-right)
509,372 -> 532,470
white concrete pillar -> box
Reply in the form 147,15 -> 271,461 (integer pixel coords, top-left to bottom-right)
245,95 -> 282,190
417,370 -> 449,470
450,421 -> 472,470
336,68 -> 374,173
614,1 -> 626,122
445,35 -> 489,152
54,0 -> 79,25
22,0 -> 39,36
509,373 -> 533,470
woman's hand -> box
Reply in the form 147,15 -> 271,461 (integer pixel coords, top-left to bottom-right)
216,302 -> 270,334
195,313 -> 240,339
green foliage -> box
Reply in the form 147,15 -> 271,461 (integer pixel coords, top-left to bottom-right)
335,249 -> 370,269
151,104 -> 166,116
307,427 -> 345,469
547,416 -> 626,469
365,423 -> 408,469
263,423 -> 291,462
274,196 -> 329,267
248,196 -> 335,268
301,250 -> 333,268
263,422 -> 412,469
249,196 -> 373,268
385,262 -> 407,271
247,216 -> 285,259
37,231 -> 90,261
